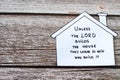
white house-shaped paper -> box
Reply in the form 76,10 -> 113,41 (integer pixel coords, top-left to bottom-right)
51,12 -> 117,66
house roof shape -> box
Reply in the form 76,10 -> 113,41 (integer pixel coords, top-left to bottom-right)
52,12 -> 117,38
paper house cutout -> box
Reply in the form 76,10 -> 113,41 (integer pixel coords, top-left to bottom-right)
52,12 -> 117,66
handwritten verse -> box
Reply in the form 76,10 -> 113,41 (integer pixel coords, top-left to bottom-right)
70,26 -> 104,60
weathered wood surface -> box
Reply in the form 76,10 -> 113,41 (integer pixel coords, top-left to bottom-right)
0,15 -> 120,49
0,49 -> 120,66
0,0 -> 120,15
0,14 -> 120,66
0,0 -> 120,79
0,68 -> 119,80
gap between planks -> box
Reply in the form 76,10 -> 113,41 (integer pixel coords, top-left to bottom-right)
0,65 -> 119,69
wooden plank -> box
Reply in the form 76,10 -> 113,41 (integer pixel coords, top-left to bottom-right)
0,14 -> 120,49
0,49 -> 56,66
0,49 -> 120,66
0,14 -> 120,66
0,68 -> 120,80
0,0 -> 120,15
0,15 -> 120,49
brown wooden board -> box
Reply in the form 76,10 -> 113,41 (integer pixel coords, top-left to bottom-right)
0,68 -> 120,80
0,0 -> 120,15
0,15 -> 120,49
0,14 -> 120,66
0,49 -> 120,66
0,0 -> 120,79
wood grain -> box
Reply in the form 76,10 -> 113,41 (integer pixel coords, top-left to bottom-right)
0,0 -> 120,79
0,49 -> 56,66
0,14 -> 120,66
0,49 -> 120,66
0,14 -> 120,49
0,68 -> 120,80
0,0 -> 120,15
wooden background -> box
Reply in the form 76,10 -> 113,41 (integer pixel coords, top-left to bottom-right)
0,0 -> 120,80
